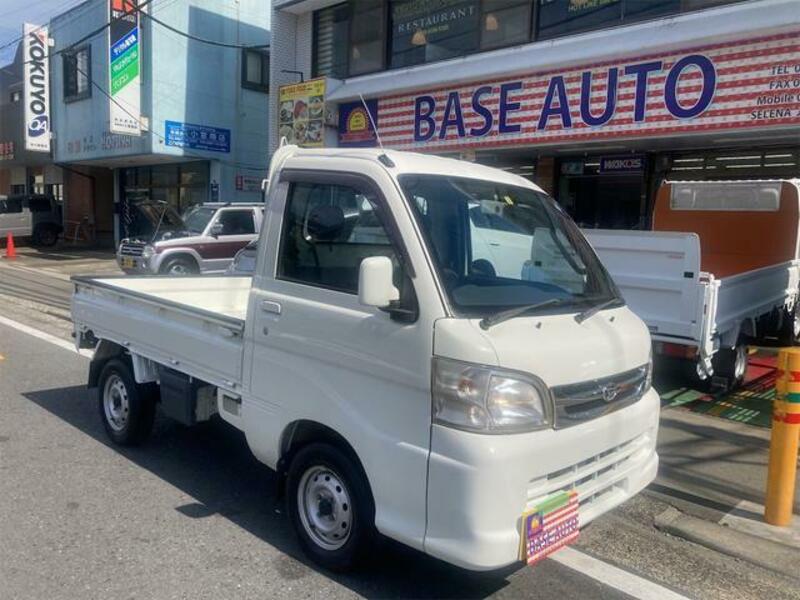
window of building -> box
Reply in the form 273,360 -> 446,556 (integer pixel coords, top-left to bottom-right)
537,0 -> 622,40
481,0 -> 531,49
242,48 -> 270,92
278,181 -> 396,294
350,0 -> 387,76
313,3 -> 350,79
390,0 -> 480,69
63,46 -> 91,102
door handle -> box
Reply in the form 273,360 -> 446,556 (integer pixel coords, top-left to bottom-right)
261,300 -> 282,315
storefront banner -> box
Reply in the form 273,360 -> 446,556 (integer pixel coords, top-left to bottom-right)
599,155 -> 645,173
23,23 -> 50,153
338,99 -> 379,147
278,78 -> 326,147
375,29 -> 800,151
165,121 -> 231,153
109,0 -> 141,135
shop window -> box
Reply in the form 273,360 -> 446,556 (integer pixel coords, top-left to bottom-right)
63,46 -> 91,102
313,3 -> 350,79
624,0 -> 680,21
480,0 -> 531,49
242,49 -> 270,92
390,0 -> 480,69
537,0 -> 622,40
350,0 -> 387,76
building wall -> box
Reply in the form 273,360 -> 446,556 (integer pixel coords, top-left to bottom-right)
51,0 -> 270,203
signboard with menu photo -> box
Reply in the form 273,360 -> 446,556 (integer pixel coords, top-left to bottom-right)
278,78 -> 326,147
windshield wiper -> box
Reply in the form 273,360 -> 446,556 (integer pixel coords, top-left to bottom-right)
480,298 -> 565,330
574,297 -> 622,324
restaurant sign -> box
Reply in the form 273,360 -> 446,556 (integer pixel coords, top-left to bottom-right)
278,78 -> 326,147
374,29 -> 800,151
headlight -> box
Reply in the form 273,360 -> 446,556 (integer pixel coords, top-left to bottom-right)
141,245 -> 155,260
432,357 -> 551,434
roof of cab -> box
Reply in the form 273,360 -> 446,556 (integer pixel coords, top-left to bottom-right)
280,146 -> 544,193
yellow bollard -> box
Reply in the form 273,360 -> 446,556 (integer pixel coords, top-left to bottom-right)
765,348 -> 800,526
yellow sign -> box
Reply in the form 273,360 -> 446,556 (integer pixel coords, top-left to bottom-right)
278,78 -> 326,147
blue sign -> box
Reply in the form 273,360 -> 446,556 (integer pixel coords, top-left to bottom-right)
165,120 -> 230,153
599,155 -> 646,174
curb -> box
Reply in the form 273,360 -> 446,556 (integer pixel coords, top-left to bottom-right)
655,507 -> 800,580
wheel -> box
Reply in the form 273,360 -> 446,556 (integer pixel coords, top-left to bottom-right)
33,225 -> 59,247
97,358 -> 157,446
160,256 -> 198,276
712,343 -> 748,391
286,443 -> 376,571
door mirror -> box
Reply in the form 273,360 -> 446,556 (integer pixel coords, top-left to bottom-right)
359,256 -> 399,308
210,222 -> 224,237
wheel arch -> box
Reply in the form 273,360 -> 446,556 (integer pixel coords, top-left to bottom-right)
156,249 -> 201,273
88,339 -> 127,388
277,420 -> 374,503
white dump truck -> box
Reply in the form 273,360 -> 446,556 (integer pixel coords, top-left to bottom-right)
585,179 -> 800,389
72,146 -> 659,571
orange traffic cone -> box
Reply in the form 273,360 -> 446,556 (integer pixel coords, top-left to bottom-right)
4,232 -> 16,260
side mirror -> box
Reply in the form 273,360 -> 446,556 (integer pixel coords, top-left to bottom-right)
210,222 -> 224,237
358,256 -> 399,308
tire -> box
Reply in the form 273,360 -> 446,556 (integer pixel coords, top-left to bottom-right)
712,343 -> 748,391
160,256 -> 198,276
97,358 -> 157,446
33,225 -> 59,247
286,443 -> 376,571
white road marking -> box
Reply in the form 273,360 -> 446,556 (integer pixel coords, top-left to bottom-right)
0,314 -> 93,358
549,547 -> 691,600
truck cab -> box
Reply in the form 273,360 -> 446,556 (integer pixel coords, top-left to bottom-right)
73,146 -> 659,571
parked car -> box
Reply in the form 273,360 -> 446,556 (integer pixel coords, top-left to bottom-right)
225,239 -> 258,275
0,193 -> 63,246
73,145 -> 658,572
117,202 -> 264,275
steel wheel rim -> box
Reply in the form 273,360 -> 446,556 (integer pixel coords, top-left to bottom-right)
168,263 -> 189,275
734,346 -> 748,380
103,374 -> 130,432
297,465 -> 352,551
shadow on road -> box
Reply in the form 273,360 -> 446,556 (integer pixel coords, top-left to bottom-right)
23,384 -> 519,599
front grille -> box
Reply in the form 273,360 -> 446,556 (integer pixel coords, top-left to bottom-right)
527,433 -> 650,512
551,365 -> 649,429
119,242 -> 145,257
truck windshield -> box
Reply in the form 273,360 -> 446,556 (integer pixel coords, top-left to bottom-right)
399,174 -> 621,317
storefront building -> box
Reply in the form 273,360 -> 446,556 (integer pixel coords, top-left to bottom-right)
50,0 -> 270,246
270,0 -> 800,229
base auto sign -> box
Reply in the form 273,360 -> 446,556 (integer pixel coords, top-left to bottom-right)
374,29 -> 800,151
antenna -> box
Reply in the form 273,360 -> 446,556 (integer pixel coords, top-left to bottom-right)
358,93 -> 384,150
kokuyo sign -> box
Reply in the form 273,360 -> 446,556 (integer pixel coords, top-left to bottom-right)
23,23 -> 50,153
376,29 -> 800,151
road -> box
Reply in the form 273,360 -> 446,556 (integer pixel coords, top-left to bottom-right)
1,262 -> 799,599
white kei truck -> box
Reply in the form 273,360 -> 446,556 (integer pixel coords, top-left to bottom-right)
72,146 -> 659,572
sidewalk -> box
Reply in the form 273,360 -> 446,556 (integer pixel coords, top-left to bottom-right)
1,243 -> 122,280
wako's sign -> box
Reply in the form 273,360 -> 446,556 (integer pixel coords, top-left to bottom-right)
377,29 -> 800,151
23,23 -> 50,153
109,0 -> 141,135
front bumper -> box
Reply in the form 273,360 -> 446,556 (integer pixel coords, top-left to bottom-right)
117,255 -> 156,274
424,387 -> 660,571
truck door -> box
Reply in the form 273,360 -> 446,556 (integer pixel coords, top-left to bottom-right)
0,197 -> 32,237
245,167 -> 436,548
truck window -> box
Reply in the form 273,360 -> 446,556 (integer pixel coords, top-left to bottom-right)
217,209 -> 256,235
278,182 -> 397,294
0,198 -> 22,214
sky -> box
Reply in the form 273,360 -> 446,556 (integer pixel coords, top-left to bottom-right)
0,0 -> 91,66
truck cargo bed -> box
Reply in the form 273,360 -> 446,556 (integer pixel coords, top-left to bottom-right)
71,275 -> 250,391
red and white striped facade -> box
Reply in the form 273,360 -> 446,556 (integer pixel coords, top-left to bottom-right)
375,28 -> 800,152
